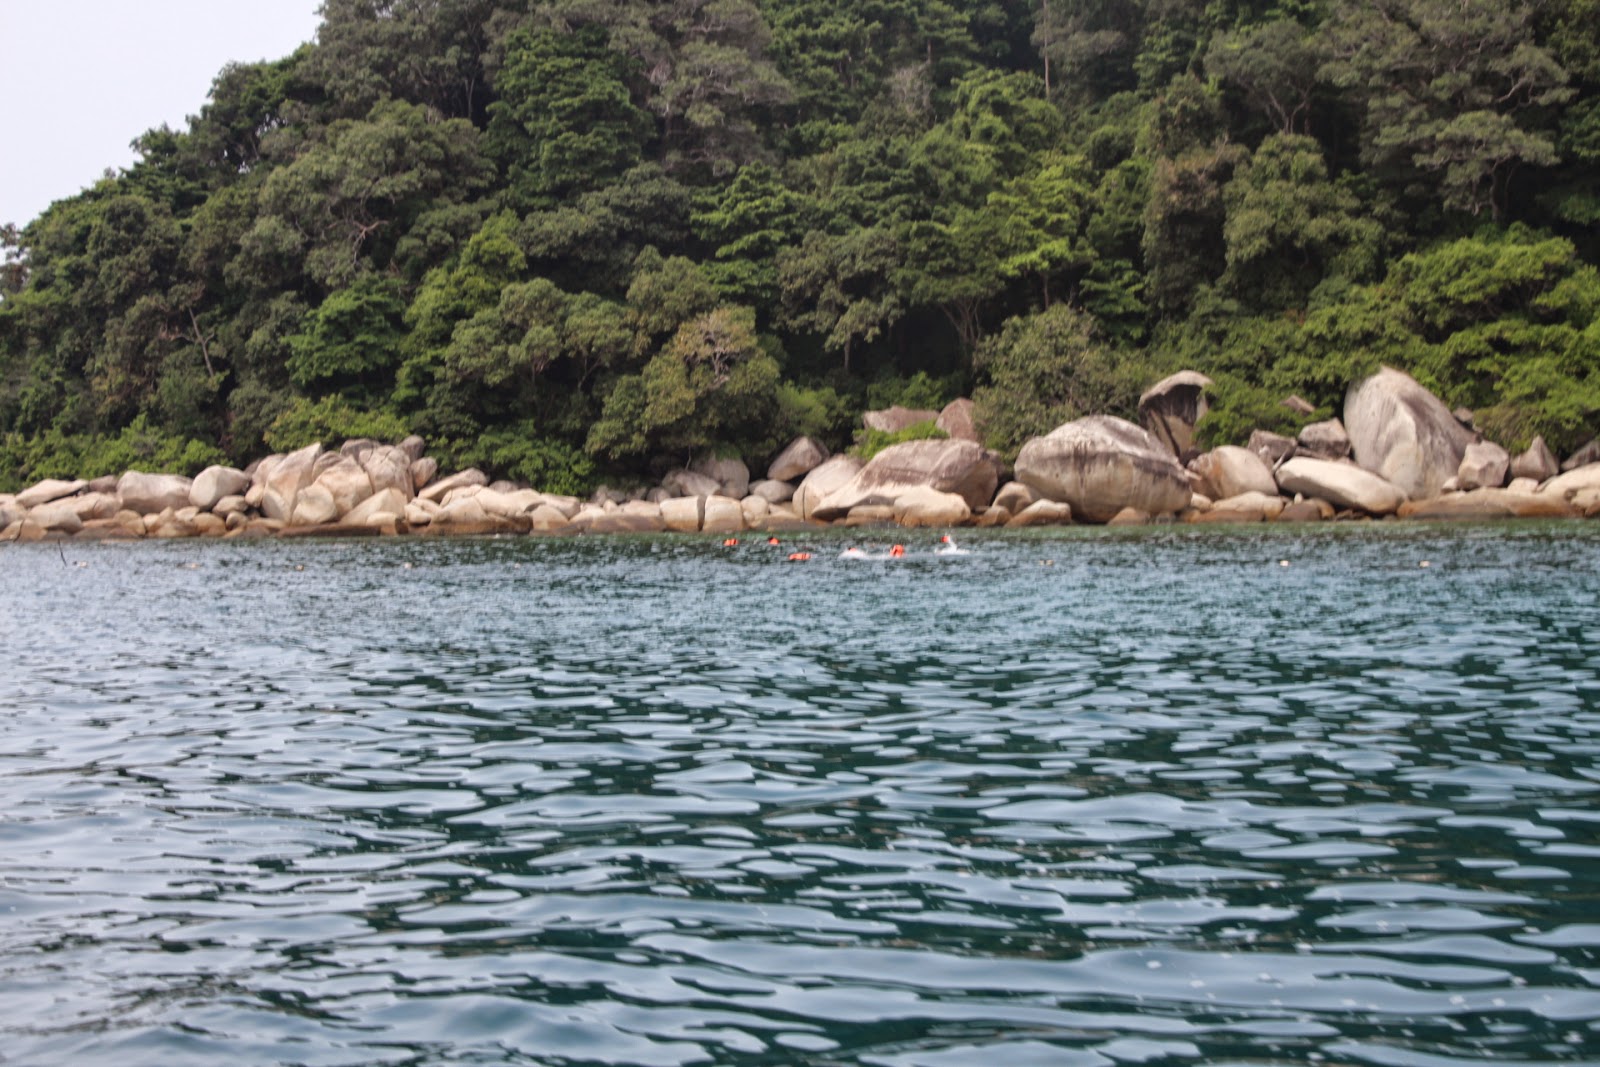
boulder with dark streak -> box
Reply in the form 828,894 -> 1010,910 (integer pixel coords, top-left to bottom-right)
1015,416 -> 1192,524
1138,371 -> 1212,460
1345,367 -> 1474,500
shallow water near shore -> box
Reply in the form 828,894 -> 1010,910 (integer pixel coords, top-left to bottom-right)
2,524 -> 1599,1066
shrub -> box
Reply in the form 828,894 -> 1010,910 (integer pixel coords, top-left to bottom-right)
850,419 -> 948,461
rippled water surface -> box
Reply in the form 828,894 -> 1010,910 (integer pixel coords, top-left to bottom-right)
3,525 -> 1600,1066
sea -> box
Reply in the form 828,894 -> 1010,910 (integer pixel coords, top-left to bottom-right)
2,524 -> 1598,1066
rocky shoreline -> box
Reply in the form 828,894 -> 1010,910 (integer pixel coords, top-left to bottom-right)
5,365 -> 1600,544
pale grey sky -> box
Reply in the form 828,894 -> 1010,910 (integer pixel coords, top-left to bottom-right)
0,1 -> 323,227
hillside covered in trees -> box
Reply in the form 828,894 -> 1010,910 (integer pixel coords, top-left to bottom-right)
2,0 -> 1597,493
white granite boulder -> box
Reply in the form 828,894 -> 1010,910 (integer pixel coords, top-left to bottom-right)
892,485 -> 972,528
190,466 -> 250,511
17,479 -> 85,508
793,455 -> 863,521
1457,441 -> 1510,491
1345,367 -> 1474,500
118,470 -> 195,516
813,439 -> 998,521
1014,415 -> 1192,524
1511,436 -> 1558,482
1190,446 -> 1278,501
1275,456 -> 1406,515
768,436 -> 830,482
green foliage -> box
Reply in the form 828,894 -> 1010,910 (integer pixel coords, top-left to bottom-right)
434,421 -> 597,497
263,396 -> 412,452
586,306 -> 781,460
287,276 -> 406,389
851,419 -> 949,460
1,0 -> 1597,489
972,304 -> 1151,456
0,417 -> 224,493
864,371 -> 958,411
486,27 -> 650,209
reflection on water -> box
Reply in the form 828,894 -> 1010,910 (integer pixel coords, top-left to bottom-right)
1,525 -> 1598,1065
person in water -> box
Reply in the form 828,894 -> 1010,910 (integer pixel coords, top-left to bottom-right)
839,546 -> 868,559
889,544 -> 905,557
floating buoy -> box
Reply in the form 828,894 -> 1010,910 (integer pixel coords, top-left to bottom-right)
723,538 -> 739,547
787,551 -> 812,562
1278,560 -> 1289,567
1419,560 -> 1431,568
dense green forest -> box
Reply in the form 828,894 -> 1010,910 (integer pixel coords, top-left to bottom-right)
2,0 -> 1598,493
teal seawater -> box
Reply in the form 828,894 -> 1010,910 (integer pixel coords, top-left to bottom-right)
2,526 -> 1599,1066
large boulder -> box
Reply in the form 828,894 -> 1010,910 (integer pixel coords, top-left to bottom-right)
793,455 -> 863,521
691,456 -> 750,499
1457,441 -> 1510,491
361,444 -> 415,499
1190,446 -> 1278,501
1248,429 -> 1296,468
409,456 -> 439,491
1511,436 -> 1558,482
660,496 -> 704,532
1275,456 -> 1407,516
813,439 -> 999,521
344,488 -> 409,527
1138,370 -> 1212,459
1006,500 -> 1074,527
26,502 -> 84,534
190,466 -> 250,511
17,479 -> 85,508
1563,438 -> 1600,472
1297,419 -> 1351,461
767,437 -> 829,482
117,471 -> 195,516
749,479 -> 795,504
863,405 -> 939,434
1537,462 -> 1600,503
662,469 -> 723,499
993,480 -> 1040,514
936,398 -> 980,442
893,486 -> 972,528
1399,488 -> 1579,521
289,484 -> 340,527
1345,367 -> 1474,500
312,457 -> 376,517
1014,415 -> 1191,524
261,443 -> 323,522
476,488 -> 545,519
702,496 -> 745,533
418,468 -> 488,504
67,492 -> 119,521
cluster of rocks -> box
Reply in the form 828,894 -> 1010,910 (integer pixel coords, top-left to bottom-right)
5,372 -> 1600,543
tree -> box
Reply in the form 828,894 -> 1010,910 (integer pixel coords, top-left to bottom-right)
586,305 -> 781,459
778,227 -> 904,373
486,27 -> 650,209
972,304 -> 1148,456
1319,0 -> 1572,218
1220,134 -> 1385,308
1205,20 -> 1319,135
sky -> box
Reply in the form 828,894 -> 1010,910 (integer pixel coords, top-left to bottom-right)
0,1 -> 324,228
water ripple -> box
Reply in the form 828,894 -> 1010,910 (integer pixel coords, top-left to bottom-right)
1,525 -> 1598,1064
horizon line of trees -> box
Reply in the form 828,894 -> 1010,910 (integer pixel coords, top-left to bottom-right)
2,0 -> 1597,494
